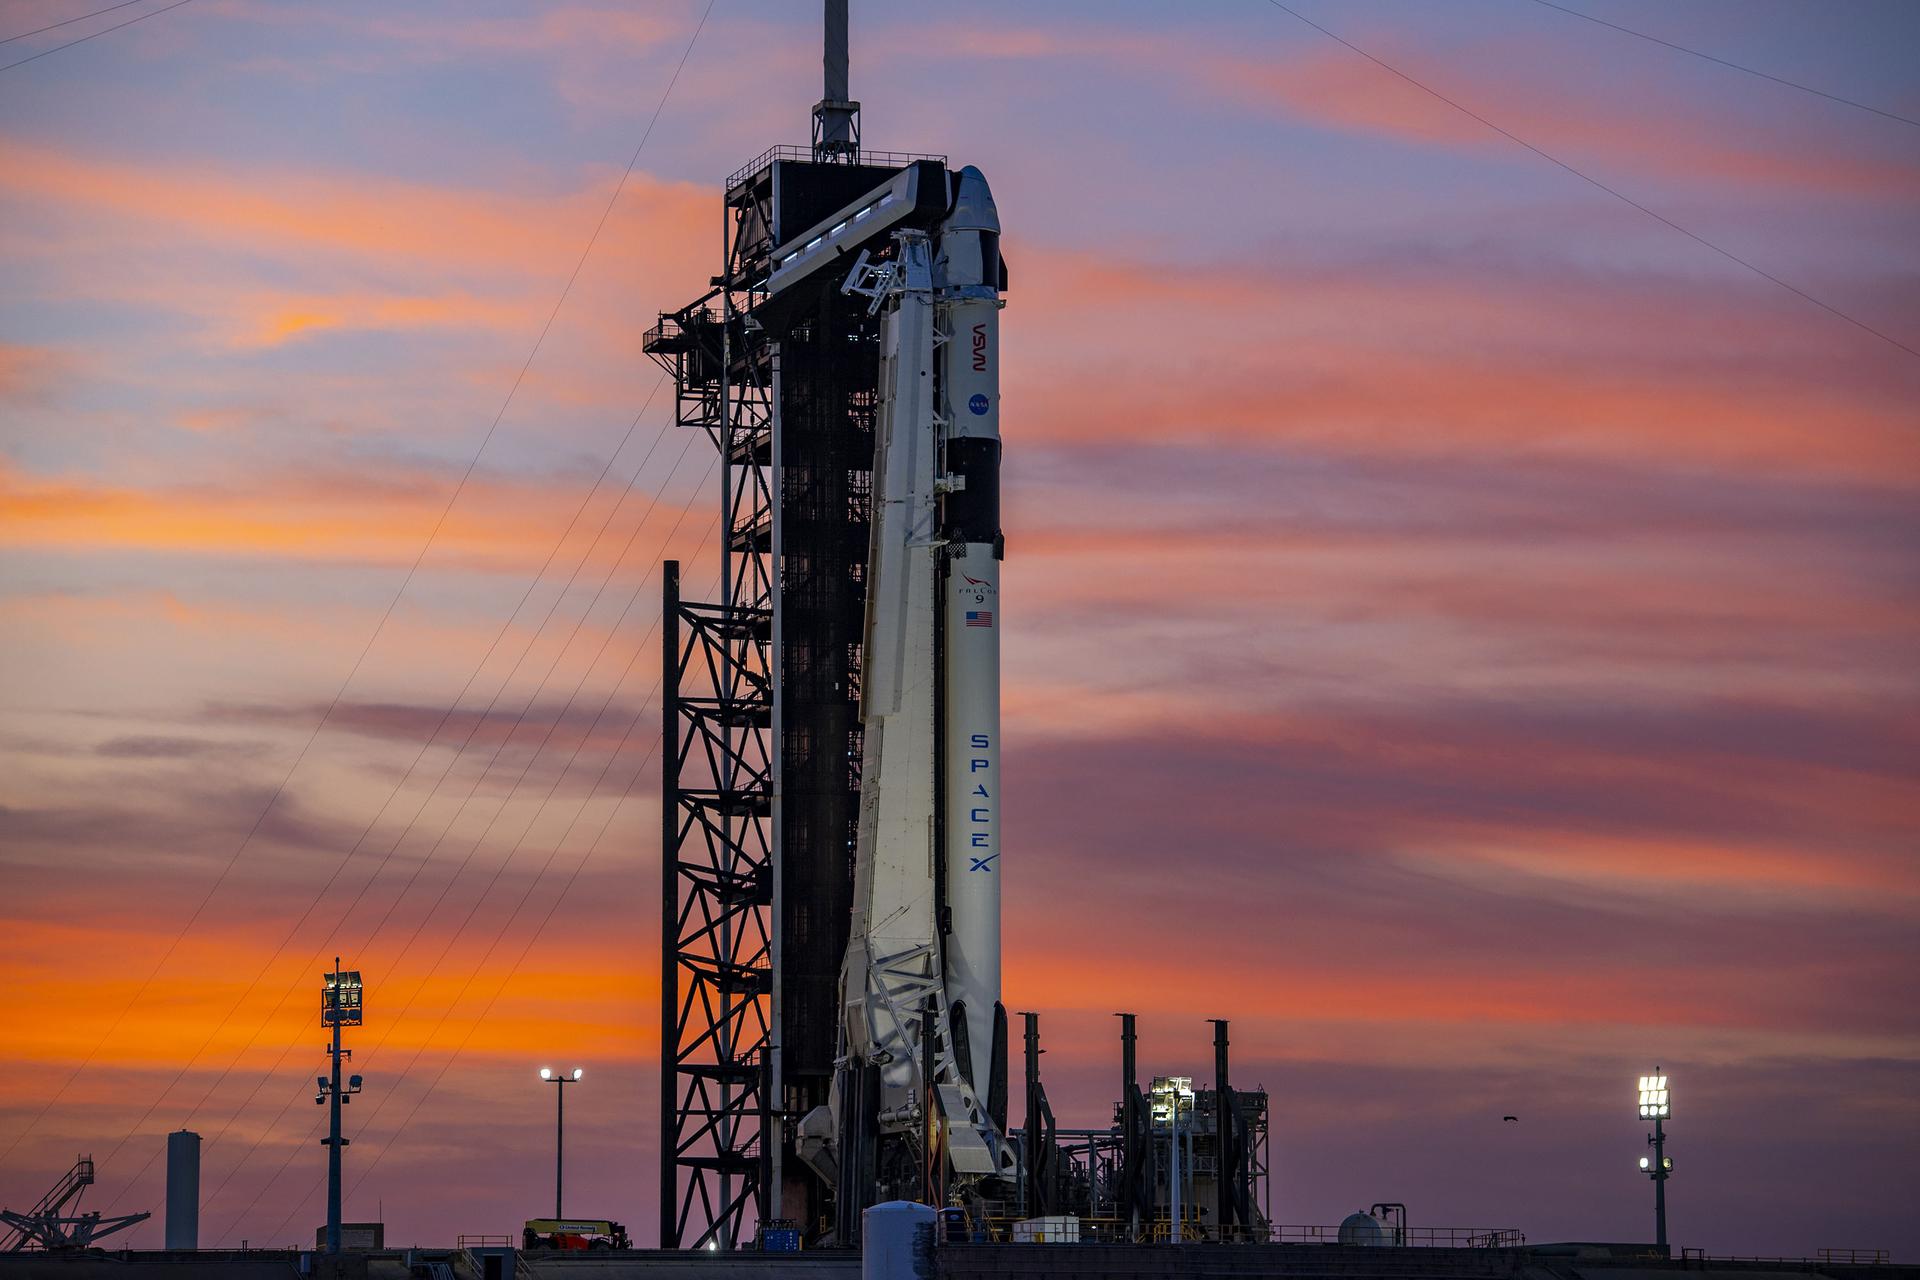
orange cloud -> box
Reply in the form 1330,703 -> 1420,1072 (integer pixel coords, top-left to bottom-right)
174,407 -> 269,432
230,290 -> 531,349
1003,248 -> 1920,478
0,912 -> 649,1082
0,138 -> 709,281
0,455 -> 708,569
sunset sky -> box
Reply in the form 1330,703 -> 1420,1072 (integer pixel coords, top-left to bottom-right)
3,0 -> 1917,1257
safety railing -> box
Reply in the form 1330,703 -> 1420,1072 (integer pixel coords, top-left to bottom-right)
457,1234 -> 511,1249
726,144 -> 949,190
967,1219 -> 1524,1248
1266,1224 -> 1524,1248
642,308 -> 719,354
1681,1249 -> 1893,1267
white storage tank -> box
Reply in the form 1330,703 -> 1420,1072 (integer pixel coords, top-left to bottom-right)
864,1201 -> 937,1280
1338,1210 -> 1397,1247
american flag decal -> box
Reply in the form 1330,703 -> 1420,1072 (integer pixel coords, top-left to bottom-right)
965,610 -> 993,628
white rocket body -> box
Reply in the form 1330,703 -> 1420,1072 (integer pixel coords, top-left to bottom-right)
935,167 -> 1003,1100
798,165 -> 1014,1195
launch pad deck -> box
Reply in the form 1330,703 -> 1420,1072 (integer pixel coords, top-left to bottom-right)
0,1248 -> 1910,1280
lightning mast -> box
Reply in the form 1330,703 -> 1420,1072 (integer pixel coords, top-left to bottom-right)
813,0 -> 859,160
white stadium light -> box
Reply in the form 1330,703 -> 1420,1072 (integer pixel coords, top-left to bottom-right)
572,1068 -> 583,1081
1634,1069 -> 1672,1248
540,1067 -> 552,1080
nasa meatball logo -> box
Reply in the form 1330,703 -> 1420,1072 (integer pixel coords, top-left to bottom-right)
968,393 -> 989,415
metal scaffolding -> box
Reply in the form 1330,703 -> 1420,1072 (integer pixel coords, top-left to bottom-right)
649,146 -> 946,1248
0,1158 -> 149,1252
649,181 -> 778,1248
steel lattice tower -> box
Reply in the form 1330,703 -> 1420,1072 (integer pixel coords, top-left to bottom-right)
648,140 -> 951,1249
649,191 -> 777,1248
647,0 -> 970,1246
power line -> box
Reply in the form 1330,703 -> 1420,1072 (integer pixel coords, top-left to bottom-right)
188,450 -> 693,1234
314,463 -> 710,1140
235,668 -> 664,1244
95,381 -> 679,1217
1522,0 -> 1920,130
327,536 -> 718,1232
320,511 -> 718,1230
238,503 -> 718,1246
0,0 -> 189,72
336,732 -> 667,1216
167,391 -> 676,1163
1260,0 -> 1920,363
0,0 -> 715,1167
172,418 -> 679,1220
94,386 -> 664,1168
0,426 -> 498,1164
1,0 -> 149,45
138,429 -> 699,1234
189,439 -> 710,1234
100,0 -> 720,1227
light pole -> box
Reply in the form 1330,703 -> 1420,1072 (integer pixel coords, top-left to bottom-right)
1636,1072 -> 1672,1250
317,961 -> 364,1257
541,1067 -> 583,1218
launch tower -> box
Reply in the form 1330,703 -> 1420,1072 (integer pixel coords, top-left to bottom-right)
647,1 -> 1009,1249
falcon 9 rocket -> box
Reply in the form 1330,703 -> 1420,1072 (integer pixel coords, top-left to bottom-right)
785,161 -> 1016,1210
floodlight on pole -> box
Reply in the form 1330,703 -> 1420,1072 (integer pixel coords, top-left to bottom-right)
542,1065 -> 584,1218
1635,1069 -> 1671,1252
318,960 -> 366,1256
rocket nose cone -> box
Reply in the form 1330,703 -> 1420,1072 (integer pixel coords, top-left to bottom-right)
947,165 -> 1000,235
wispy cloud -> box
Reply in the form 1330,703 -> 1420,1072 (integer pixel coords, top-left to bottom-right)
0,452 -> 703,569
1006,246 -> 1920,477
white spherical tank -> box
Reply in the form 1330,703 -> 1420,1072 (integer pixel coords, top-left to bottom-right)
864,1201 -> 937,1280
1338,1211 -> 1393,1247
